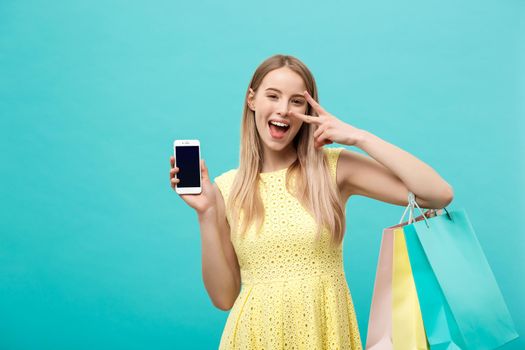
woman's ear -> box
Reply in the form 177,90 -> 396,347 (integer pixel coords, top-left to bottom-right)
247,88 -> 256,111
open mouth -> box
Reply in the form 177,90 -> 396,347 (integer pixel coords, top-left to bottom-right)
268,120 -> 290,139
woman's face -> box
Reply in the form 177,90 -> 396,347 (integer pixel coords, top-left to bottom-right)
247,67 -> 308,152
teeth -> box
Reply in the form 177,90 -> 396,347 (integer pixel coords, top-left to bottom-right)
270,121 -> 289,128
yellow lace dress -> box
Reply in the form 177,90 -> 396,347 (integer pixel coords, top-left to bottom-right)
213,147 -> 362,350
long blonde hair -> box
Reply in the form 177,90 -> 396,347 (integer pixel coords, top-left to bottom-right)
227,54 -> 346,247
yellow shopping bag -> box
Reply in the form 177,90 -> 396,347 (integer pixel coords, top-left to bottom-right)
392,227 -> 429,350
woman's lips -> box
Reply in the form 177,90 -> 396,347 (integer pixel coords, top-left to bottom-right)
268,121 -> 289,139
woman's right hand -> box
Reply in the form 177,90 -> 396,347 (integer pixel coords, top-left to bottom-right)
170,156 -> 217,215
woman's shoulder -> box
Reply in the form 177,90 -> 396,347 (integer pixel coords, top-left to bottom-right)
322,146 -> 345,158
322,146 -> 345,166
213,168 -> 239,199
322,146 -> 346,182
214,168 -> 238,182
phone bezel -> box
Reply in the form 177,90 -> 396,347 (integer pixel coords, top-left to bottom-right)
173,140 -> 202,194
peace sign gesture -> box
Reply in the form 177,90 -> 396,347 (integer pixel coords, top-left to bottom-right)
287,91 -> 365,149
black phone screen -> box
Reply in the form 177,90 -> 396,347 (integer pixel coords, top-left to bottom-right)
175,146 -> 200,188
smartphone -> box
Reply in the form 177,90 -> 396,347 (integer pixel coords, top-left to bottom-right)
173,140 -> 202,194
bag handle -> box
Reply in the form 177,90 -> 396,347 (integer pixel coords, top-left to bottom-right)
399,192 -> 429,227
398,192 -> 452,228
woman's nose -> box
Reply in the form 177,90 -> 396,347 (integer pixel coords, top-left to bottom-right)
276,101 -> 289,116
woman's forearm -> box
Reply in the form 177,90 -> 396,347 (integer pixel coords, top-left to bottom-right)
198,208 -> 239,311
355,129 -> 454,208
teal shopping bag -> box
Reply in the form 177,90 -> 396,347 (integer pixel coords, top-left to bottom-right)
404,206 -> 518,350
404,223 -> 464,349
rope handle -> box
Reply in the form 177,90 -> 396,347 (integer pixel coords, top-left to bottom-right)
398,192 -> 451,228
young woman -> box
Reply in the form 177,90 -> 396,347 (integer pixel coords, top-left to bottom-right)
169,54 -> 453,349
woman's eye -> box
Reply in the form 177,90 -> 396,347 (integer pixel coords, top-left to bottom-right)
267,95 -> 303,104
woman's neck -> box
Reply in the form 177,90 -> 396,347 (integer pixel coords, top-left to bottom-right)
260,145 -> 298,173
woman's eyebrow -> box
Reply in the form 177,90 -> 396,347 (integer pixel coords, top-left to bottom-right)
265,88 -> 305,98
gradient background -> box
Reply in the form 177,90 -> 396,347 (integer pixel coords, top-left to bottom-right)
1,0 -> 524,349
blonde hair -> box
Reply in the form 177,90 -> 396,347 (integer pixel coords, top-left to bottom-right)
227,54 -> 346,247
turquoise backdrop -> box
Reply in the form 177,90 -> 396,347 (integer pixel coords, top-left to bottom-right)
1,0 -> 523,349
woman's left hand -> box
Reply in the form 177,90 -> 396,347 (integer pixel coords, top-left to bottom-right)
287,91 -> 365,149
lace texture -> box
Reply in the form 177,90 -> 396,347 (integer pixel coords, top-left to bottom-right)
214,147 -> 362,349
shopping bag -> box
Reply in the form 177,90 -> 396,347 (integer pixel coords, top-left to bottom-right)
404,222 -> 464,349
392,226 -> 429,350
403,194 -> 519,350
365,228 -> 394,349
365,210 -> 431,349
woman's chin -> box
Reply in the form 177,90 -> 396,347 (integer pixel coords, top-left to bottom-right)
265,139 -> 292,151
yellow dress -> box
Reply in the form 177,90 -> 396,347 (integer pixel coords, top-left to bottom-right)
213,147 -> 362,350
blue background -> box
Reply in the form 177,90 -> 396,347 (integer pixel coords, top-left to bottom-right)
1,0 -> 523,349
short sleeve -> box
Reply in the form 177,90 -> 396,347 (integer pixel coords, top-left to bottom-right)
213,169 -> 237,205
322,147 -> 345,182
